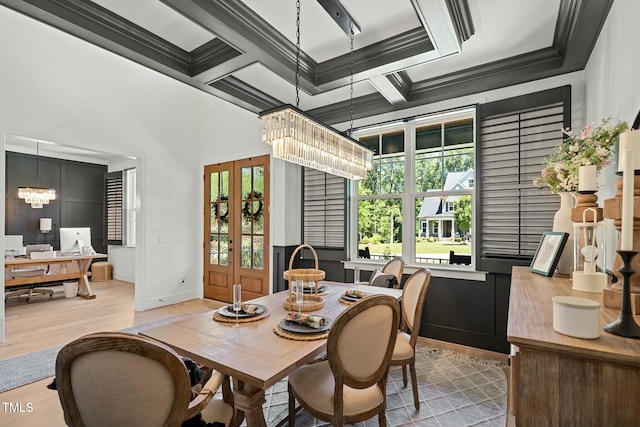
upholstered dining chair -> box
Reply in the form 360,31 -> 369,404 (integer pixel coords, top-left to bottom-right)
288,294 -> 400,427
380,257 -> 404,288
391,268 -> 432,410
358,257 -> 405,288
55,331 -> 235,427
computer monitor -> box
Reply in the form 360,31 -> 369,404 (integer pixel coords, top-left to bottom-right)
59,227 -> 92,254
4,235 -> 24,256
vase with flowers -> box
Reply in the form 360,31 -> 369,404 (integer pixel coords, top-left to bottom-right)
533,118 -> 628,274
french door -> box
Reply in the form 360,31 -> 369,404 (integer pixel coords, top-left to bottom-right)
204,155 -> 270,303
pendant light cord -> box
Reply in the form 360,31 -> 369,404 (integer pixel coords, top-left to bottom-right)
36,141 -> 40,186
349,21 -> 354,135
295,0 -> 301,108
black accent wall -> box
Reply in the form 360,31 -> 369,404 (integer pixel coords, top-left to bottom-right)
272,247 -> 512,354
5,151 -> 107,254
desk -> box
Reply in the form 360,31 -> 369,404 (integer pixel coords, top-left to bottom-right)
141,282 -> 402,427
508,267 -> 640,426
4,254 -> 108,299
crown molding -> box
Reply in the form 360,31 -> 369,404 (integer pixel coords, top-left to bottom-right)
209,75 -> 282,112
191,38 -> 242,77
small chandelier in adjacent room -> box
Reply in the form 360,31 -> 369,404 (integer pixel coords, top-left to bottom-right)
260,0 -> 373,180
18,141 -> 56,208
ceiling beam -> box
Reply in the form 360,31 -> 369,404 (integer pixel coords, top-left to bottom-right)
316,0 -> 361,36
369,71 -> 412,105
209,76 -> 282,112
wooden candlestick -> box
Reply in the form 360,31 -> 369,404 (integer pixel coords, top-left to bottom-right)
572,192 -> 602,222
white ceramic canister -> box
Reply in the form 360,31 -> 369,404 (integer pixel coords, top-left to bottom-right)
552,296 -> 600,339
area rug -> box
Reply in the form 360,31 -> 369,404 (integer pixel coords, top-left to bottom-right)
250,346 -> 507,427
0,314 -> 194,393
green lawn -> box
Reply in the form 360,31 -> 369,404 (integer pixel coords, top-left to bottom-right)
361,241 -> 471,257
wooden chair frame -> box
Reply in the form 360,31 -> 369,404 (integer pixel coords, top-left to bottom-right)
55,331 -> 234,427
391,268 -> 431,410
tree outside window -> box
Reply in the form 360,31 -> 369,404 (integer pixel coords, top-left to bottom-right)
353,108 -> 475,266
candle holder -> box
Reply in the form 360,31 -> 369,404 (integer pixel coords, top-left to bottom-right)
604,250 -> 640,338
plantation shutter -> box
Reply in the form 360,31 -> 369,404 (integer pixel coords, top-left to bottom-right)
105,171 -> 123,245
478,86 -> 571,272
303,168 -> 346,248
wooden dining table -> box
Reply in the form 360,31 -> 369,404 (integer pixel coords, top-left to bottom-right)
140,281 -> 402,427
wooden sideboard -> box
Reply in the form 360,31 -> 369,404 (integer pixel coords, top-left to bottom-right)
508,266 -> 640,427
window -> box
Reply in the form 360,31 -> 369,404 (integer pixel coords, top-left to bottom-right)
353,108 -> 475,266
124,168 -> 136,246
105,168 -> 136,247
105,172 -> 123,245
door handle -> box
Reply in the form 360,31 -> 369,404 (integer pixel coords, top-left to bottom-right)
229,248 -> 233,252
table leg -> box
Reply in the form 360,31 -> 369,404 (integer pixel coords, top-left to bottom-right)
233,380 -> 267,427
74,258 -> 96,299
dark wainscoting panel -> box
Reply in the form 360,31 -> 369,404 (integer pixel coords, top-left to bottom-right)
272,245 -> 297,293
336,264 -> 511,353
420,273 -> 511,353
5,152 -> 107,254
273,246 -> 348,293
272,251 -> 512,353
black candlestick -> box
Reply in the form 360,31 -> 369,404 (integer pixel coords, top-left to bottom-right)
604,250 -> 640,338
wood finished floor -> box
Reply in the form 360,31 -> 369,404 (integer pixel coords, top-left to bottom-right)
0,279 -> 224,427
1,280 -> 512,427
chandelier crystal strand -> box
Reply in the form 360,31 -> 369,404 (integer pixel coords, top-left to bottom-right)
259,1 -> 373,180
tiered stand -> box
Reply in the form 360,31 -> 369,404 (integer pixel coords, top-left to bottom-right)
283,244 -> 325,312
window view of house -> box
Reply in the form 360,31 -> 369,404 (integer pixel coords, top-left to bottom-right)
354,109 -> 475,266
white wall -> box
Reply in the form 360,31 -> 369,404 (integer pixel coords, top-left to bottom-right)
585,0 -> 640,197
583,0 -> 640,265
0,5 -> 267,341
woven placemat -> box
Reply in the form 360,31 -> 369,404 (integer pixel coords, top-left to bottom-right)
272,322 -> 328,341
338,297 -> 354,305
212,309 -> 270,324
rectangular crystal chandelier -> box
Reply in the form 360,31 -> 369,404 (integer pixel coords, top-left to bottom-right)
18,187 -> 56,209
261,105 -> 373,180
18,140 -> 56,208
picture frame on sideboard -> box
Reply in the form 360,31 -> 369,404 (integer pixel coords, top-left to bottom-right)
530,232 -> 569,277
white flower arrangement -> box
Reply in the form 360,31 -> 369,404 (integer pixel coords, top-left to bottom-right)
533,119 -> 628,193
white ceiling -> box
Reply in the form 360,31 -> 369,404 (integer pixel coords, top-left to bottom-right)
1,0 -> 609,161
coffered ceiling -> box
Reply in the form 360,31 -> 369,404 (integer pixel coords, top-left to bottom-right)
0,0 -> 614,125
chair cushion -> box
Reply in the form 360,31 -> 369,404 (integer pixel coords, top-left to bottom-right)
392,332 -> 414,361
368,269 -> 396,288
289,360 -> 384,417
